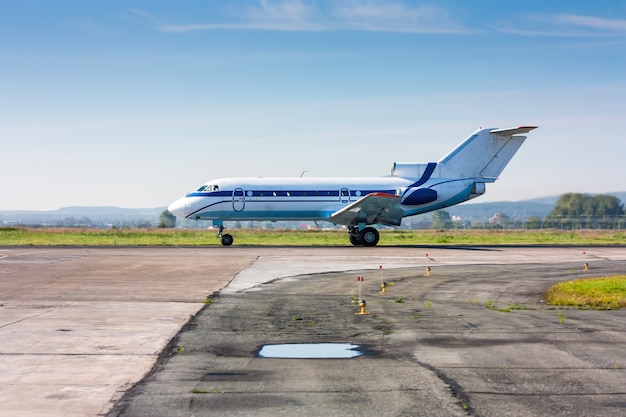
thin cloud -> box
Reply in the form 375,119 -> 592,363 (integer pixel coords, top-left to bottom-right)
161,0 -> 327,32
331,2 -> 466,34
496,13 -> 626,37
556,14 -> 626,33
140,0 -> 468,34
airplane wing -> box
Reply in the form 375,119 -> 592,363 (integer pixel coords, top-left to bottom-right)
329,193 -> 403,227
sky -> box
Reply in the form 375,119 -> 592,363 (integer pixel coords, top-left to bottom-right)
1,0 -> 625,211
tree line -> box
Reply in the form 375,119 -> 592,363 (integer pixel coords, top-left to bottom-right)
433,193 -> 625,230
532,193 -> 624,229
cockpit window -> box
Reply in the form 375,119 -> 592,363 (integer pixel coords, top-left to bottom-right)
196,184 -> 220,192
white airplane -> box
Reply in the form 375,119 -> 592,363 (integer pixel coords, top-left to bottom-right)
168,126 -> 537,246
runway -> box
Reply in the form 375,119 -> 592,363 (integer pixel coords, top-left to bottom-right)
1,246 -> 625,416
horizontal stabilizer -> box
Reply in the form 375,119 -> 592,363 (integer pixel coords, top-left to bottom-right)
330,193 -> 403,226
490,126 -> 537,136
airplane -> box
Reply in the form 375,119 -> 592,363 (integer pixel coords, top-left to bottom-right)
168,126 -> 537,246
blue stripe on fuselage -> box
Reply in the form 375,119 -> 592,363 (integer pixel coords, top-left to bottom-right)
195,209 -> 336,220
408,162 -> 437,188
186,200 -> 229,218
187,189 -> 397,198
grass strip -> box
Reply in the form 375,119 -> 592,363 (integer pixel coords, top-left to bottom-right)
545,276 -> 626,309
0,227 -> 625,246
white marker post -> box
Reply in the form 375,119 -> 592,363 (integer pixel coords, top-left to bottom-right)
357,275 -> 363,299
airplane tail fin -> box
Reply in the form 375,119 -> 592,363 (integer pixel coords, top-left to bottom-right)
438,126 -> 537,180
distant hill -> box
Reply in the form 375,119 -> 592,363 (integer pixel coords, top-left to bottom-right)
446,200 -> 554,222
0,206 -> 165,227
1,192 -> 624,228
523,192 -> 626,206
446,191 -> 626,224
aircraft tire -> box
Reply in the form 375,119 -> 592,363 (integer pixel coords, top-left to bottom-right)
349,235 -> 361,246
359,227 -> 379,247
221,234 -> 234,246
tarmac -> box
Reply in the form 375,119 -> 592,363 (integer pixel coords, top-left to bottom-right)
1,246 -> 625,416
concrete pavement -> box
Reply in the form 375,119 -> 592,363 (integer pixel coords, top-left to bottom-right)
0,247 -> 252,417
1,246 -> 625,416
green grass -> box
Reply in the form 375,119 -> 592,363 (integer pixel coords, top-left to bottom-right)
190,388 -> 223,394
1,227 -> 625,246
546,275 -> 626,309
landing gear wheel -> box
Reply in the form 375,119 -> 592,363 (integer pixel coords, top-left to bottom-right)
359,227 -> 379,247
220,233 -> 234,246
349,234 -> 361,246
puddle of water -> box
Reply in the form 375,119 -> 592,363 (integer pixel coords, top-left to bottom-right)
258,343 -> 364,359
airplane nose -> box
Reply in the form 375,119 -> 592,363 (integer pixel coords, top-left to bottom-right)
168,197 -> 188,218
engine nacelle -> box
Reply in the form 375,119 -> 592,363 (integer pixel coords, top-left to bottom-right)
401,188 -> 438,205
470,182 -> 486,198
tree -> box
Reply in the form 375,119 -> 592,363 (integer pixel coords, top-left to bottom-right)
546,193 -> 624,229
158,210 -> 176,228
548,193 -> 624,218
548,193 -> 587,217
431,210 -> 453,229
594,194 -> 624,217
489,212 -> 511,227
525,216 -> 543,229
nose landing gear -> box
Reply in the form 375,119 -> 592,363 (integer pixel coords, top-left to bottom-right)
217,224 -> 233,246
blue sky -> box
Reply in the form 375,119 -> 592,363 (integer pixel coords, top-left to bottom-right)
1,0 -> 625,210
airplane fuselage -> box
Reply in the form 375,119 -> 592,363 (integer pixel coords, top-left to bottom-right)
169,175 -> 481,222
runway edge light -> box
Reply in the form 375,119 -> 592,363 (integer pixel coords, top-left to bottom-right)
356,299 -> 370,315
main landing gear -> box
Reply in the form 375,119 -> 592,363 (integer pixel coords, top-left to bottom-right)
348,226 -> 380,247
217,224 -> 233,246
213,222 -> 380,247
